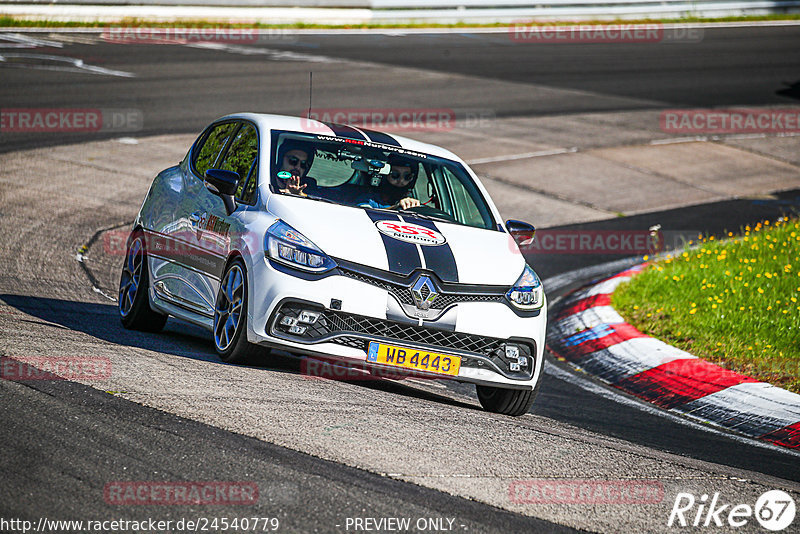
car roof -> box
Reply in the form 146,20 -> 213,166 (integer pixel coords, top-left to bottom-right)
218,112 -> 464,163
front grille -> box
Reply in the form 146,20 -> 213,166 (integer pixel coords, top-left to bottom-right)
324,311 -> 504,355
271,301 -> 534,380
339,267 -> 505,309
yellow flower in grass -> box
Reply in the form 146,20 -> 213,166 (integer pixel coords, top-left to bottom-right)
689,309 -> 698,315
757,288 -> 764,294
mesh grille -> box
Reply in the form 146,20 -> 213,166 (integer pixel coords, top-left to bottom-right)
339,268 -> 504,309
275,303 -> 503,357
271,303 -> 534,379
324,311 -> 505,356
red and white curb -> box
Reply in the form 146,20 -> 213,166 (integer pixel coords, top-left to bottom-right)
547,265 -> 800,449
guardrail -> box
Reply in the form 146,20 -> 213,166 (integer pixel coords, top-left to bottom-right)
1,0 -> 798,23
2,0 -> 800,11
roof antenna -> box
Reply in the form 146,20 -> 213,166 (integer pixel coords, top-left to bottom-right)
307,71 -> 313,120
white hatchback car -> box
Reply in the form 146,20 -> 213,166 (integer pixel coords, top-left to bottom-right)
119,114 -> 546,415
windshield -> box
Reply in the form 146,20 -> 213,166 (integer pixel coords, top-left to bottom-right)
269,131 -> 497,230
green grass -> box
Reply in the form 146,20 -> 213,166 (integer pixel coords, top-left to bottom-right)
1,14 -> 799,29
612,218 -> 800,393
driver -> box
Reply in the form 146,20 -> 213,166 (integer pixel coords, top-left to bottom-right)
275,140 -> 316,197
356,154 -> 421,210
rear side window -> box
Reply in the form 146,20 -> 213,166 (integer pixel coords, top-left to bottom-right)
193,122 -> 238,177
219,123 -> 259,204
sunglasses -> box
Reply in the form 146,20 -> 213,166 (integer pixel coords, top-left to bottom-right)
389,170 -> 415,182
285,155 -> 310,170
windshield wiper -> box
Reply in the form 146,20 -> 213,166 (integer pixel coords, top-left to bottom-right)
394,209 -> 452,223
283,192 -> 338,204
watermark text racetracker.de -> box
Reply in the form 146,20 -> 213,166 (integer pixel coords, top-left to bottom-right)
661,109 -> 800,134
101,25 -> 295,44
509,479 -> 664,504
1,108 -> 143,133
513,229 -> 663,255
511,228 -> 715,256
508,22 -> 703,43
104,481 -> 258,505
303,108 -> 495,132
301,356 -> 425,381
0,356 -> 111,381
0,516 -> 280,533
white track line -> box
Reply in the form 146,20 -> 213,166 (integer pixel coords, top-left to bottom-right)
0,53 -> 135,77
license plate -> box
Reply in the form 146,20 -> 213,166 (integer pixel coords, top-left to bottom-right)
366,342 -> 461,377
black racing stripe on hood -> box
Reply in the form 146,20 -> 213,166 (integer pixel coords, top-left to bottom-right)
399,216 -> 459,283
321,122 -> 367,141
360,129 -> 401,147
365,210 -> 422,276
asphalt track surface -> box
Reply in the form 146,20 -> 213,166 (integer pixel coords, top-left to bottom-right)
1,25 -> 799,153
1,25 -> 800,533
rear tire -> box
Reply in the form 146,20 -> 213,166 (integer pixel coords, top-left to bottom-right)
213,258 -> 264,364
476,380 -> 541,416
118,231 -> 167,332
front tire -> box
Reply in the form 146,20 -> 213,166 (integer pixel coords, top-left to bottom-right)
118,231 -> 167,332
476,381 -> 540,416
213,258 -> 263,364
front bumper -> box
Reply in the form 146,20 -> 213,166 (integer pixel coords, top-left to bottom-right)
247,256 -> 547,388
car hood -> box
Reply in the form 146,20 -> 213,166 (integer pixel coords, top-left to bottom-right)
267,195 -> 525,285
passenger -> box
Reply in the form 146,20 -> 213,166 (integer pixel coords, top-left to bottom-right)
275,140 -> 316,197
357,155 -> 421,210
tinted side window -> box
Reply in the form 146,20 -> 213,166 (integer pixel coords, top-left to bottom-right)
193,122 -> 238,177
219,123 -> 258,203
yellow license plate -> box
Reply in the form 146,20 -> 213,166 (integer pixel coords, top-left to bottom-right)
366,342 -> 461,377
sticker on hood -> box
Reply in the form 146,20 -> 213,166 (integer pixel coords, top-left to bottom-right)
375,220 -> 446,246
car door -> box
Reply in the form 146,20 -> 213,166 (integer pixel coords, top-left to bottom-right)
187,120 -> 260,312
150,120 -> 239,319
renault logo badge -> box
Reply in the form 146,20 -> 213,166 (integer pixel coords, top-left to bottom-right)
411,275 -> 439,310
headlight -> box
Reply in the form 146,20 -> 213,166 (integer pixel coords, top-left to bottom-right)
265,220 -> 336,273
506,264 -> 544,310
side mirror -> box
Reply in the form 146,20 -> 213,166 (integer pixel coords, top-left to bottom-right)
205,169 -> 238,215
506,219 -> 536,247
